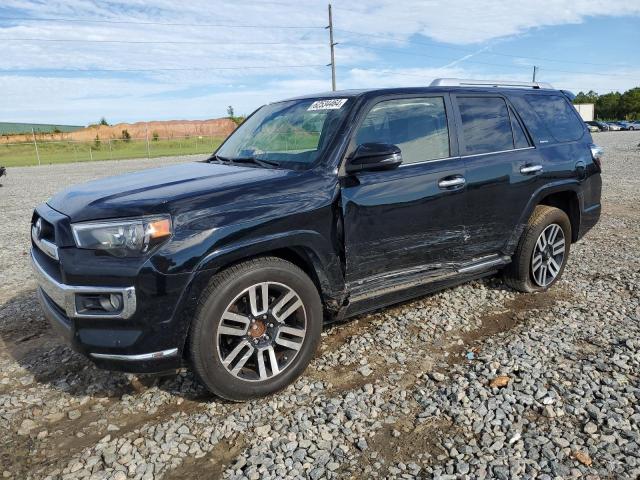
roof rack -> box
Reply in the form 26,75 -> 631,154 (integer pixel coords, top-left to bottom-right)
430,78 -> 554,89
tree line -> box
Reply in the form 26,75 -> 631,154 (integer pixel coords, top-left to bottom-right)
573,87 -> 640,120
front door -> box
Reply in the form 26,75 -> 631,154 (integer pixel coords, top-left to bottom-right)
340,94 -> 468,285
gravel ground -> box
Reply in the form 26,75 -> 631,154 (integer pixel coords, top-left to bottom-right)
0,133 -> 638,479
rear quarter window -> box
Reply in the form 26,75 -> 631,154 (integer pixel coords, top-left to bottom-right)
524,94 -> 584,143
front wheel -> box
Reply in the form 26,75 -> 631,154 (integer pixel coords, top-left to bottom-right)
503,205 -> 571,292
189,257 -> 323,401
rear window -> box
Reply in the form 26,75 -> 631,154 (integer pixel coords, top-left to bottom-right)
524,95 -> 584,142
457,97 -> 514,155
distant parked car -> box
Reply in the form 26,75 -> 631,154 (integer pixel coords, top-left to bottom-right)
606,122 -> 622,131
585,123 -> 600,133
586,121 -> 609,131
615,121 -> 632,130
627,121 -> 640,131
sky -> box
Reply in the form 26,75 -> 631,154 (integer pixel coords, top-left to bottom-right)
1,0 -> 639,125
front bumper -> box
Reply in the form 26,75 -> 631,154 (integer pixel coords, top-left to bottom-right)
31,249 -> 185,373
31,250 -> 137,320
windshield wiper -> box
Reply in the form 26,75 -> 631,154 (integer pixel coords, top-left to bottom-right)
227,157 -> 281,169
208,154 -> 281,169
208,154 -> 232,164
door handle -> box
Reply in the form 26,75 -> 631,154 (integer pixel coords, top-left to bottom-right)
520,164 -> 543,174
438,176 -> 466,189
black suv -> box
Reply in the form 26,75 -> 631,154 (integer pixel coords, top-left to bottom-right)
31,79 -> 602,400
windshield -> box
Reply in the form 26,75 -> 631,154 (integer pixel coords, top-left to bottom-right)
214,97 -> 352,169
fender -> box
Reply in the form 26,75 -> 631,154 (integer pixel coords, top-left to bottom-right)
503,179 -> 583,255
195,229 -> 345,305
166,229 -> 346,353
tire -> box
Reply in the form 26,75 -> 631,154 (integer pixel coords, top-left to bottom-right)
189,256 -> 322,401
503,205 -> 571,293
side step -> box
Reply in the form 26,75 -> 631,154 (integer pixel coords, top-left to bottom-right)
458,254 -> 511,274
348,254 -> 511,303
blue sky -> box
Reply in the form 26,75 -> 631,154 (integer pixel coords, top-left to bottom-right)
1,0 -> 639,125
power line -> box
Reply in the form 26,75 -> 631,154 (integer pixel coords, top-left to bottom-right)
343,42 -> 639,79
331,7 -> 528,36
335,28 -> 630,69
3,13 -> 629,69
1,10 -> 635,84
346,68 -> 464,83
0,64 -> 327,73
0,16 -> 325,29
352,65 -> 640,84
0,37 -> 324,46
343,42 -> 531,70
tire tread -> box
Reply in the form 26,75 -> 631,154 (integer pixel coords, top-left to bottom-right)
503,205 -> 571,292
188,256 -> 319,401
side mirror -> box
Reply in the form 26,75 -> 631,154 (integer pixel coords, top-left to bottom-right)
345,143 -> 402,174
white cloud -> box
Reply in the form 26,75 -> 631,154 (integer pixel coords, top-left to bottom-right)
342,66 -> 467,89
332,0 -> 640,45
0,1 -> 638,123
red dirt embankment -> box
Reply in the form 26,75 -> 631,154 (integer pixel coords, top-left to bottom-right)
1,118 -> 238,144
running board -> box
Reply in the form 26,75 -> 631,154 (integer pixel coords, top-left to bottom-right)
348,254 -> 511,303
458,255 -> 511,274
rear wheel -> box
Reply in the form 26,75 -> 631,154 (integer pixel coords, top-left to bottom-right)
189,257 -> 322,401
503,205 -> 571,292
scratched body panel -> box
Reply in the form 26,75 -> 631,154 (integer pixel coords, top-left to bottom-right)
341,156 -> 469,282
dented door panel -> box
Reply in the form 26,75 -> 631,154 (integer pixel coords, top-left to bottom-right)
340,157 -> 468,283
463,147 -> 545,255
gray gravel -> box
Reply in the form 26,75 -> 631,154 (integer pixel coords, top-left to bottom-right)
0,133 -> 638,479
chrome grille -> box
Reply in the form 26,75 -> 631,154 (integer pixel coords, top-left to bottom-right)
31,217 -> 59,260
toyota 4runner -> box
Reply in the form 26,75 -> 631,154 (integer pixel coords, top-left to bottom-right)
31,78 -> 602,400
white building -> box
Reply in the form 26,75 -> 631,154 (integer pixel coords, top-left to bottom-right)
574,103 -> 595,121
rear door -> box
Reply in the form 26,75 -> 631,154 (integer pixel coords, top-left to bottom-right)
452,94 -> 543,255
340,94 -> 468,283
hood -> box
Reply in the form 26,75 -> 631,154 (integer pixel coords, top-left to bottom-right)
47,161 -> 293,223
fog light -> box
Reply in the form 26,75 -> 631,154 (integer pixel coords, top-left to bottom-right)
76,293 -> 124,315
99,293 -> 122,312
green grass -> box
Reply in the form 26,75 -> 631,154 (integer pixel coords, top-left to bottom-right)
0,136 -> 224,167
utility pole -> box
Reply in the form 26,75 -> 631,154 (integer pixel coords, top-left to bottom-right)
532,66 -> 538,82
326,4 -> 337,91
145,125 -> 150,158
31,127 -> 40,166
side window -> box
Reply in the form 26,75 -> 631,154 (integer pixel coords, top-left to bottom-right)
355,97 -> 450,164
524,94 -> 584,142
510,109 -> 531,149
457,96 -> 514,155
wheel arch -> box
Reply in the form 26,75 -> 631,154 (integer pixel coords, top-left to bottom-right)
504,181 -> 582,255
178,231 -> 344,342
538,190 -> 581,243
198,233 -> 343,302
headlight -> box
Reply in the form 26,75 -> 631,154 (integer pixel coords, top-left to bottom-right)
71,216 -> 172,256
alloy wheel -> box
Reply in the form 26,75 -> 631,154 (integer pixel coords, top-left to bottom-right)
216,281 -> 307,382
531,223 -> 566,287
